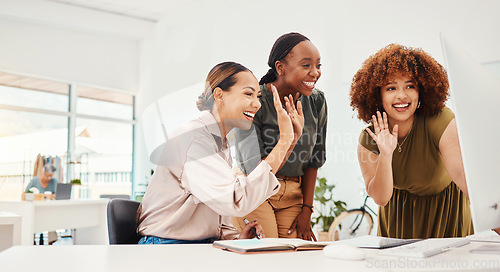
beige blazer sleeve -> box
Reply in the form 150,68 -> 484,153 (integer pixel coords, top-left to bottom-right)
182,138 -> 279,218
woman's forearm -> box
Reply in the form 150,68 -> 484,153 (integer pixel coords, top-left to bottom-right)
367,154 -> 394,206
264,138 -> 293,174
277,138 -> 299,171
301,167 -> 317,207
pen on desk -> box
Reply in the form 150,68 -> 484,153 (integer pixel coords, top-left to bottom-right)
243,218 -> 261,239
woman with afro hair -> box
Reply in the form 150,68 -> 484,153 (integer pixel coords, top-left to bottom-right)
350,44 -> 473,239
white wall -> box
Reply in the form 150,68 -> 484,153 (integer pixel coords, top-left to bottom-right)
0,18 -> 139,92
143,0 -> 500,210
0,0 -> 155,92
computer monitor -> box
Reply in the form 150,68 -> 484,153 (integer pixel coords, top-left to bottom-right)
441,33 -> 500,232
55,183 -> 72,200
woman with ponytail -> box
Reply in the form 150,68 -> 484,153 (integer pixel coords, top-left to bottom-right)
233,33 -> 327,241
137,61 -> 299,244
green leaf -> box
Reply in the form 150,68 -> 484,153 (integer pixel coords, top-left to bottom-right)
311,173 -> 348,232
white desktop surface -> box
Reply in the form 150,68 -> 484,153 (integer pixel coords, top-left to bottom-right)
1,243 -> 499,272
0,212 -> 21,251
0,199 -> 109,245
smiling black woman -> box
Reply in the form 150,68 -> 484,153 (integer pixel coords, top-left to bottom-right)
233,33 -> 327,241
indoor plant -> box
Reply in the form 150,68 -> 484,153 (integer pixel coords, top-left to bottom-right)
70,178 -> 81,185
25,189 -> 35,201
70,178 -> 82,199
312,176 -> 347,241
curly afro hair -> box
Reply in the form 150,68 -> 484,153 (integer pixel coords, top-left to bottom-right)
350,44 -> 449,123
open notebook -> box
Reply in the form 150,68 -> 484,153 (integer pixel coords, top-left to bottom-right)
213,238 -> 331,254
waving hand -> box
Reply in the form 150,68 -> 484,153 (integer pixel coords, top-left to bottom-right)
365,111 -> 398,156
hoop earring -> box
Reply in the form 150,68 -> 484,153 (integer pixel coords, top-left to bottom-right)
417,101 -> 421,108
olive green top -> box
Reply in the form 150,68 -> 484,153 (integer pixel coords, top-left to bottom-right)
359,107 -> 473,238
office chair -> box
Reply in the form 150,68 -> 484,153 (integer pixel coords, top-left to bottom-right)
107,198 -> 143,244
100,194 -> 130,200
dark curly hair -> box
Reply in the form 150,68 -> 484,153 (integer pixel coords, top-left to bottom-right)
349,43 -> 449,123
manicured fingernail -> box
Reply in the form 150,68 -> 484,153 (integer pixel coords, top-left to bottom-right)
287,230 -> 291,234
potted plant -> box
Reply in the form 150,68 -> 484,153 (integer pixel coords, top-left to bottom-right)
70,178 -> 81,185
312,176 -> 347,241
70,179 -> 81,199
25,189 -> 35,201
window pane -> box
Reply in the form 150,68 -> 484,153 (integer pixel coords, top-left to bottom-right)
74,118 -> 132,198
0,72 -> 69,112
77,85 -> 133,120
0,109 -> 68,200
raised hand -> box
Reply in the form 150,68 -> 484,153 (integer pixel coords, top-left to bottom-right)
271,84 -> 293,144
284,94 -> 304,141
365,111 -> 398,156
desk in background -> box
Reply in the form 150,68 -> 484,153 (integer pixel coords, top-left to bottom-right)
0,212 -> 21,251
1,243 -> 499,272
0,199 -> 109,245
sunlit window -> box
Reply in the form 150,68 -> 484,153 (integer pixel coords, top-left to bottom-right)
0,72 -> 69,112
74,118 -> 133,198
77,85 -> 133,120
0,109 -> 68,200
0,72 -> 135,200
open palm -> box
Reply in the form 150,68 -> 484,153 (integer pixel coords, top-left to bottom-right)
284,94 -> 304,140
365,111 -> 398,156
271,84 -> 293,143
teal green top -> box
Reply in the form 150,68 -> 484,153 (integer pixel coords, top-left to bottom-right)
25,177 -> 58,194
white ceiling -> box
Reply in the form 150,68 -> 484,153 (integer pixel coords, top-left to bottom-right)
45,0 -> 202,22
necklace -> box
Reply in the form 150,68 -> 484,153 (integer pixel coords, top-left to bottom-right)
396,122 -> 414,153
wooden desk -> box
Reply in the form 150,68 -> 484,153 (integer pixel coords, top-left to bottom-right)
0,212 -> 21,252
0,242 -> 499,272
0,199 -> 109,245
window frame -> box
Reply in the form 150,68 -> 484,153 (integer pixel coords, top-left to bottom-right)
0,71 -> 136,197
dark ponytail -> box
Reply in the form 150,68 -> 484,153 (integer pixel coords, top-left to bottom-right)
259,32 -> 310,85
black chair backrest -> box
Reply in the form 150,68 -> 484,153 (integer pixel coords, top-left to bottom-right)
107,198 -> 143,244
100,194 -> 130,200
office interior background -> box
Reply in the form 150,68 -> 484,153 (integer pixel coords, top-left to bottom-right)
0,0 -> 499,220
